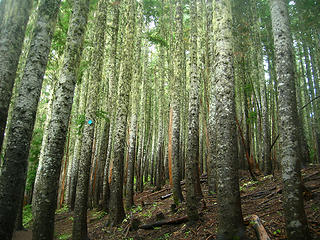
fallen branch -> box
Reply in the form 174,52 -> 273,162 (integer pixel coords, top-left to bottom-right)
160,193 -> 172,200
138,188 -> 169,200
123,215 -> 141,237
138,216 -> 189,230
241,190 -> 270,200
260,186 -> 282,206
247,215 -> 271,240
303,171 -> 320,182
301,95 -> 320,110
270,134 -> 279,152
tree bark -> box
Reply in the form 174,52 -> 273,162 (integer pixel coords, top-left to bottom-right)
0,1 -> 60,239
0,0 -> 7,26
212,0 -> 245,239
102,3 -> 120,211
206,0 -> 217,195
71,0 -> 106,238
125,2 -> 143,210
108,0 -> 135,226
0,0 -> 33,152
269,0 -> 310,239
31,0 -> 90,238
185,0 -> 200,222
171,0 -> 184,204
67,68 -> 89,210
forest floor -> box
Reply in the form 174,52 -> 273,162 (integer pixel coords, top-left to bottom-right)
14,164 -> 320,240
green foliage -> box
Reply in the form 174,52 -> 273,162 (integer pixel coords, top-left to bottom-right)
0,153 -> 4,164
58,233 -> 72,240
143,0 -> 161,23
240,180 -> 260,192
52,0 -> 72,56
309,148 -> 316,162
55,205 -> 69,214
89,0 -> 99,10
311,204 -> 319,212
96,110 -> 110,122
77,60 -> 89,84
156,232 -> 171,240
273,229 -> 281,235
23,204 -> 33,228
26,127 -> 43,192
142,209 -> 152,218
247,111 -> 257,124
74,113 -> 85,135
243,83 -> 253,95
145,30 -> 168,47
92,210 -> 107,220
131,205 -> 143,213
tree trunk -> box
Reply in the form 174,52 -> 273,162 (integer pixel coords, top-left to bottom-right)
108,0 -> 135,226
185,0 -> 200,222
206,0 -> 216,195
0,1 -> 60,239
72,0 -> 106,238
67,70 -> 89,210
212,0 -> 245,239
269,0 -> 310,238
171,0 -> 184,204
125,2 -> 143,209
0,0 -> 33,153
31,0 -> 89,238
0,0 -> 8,26
95,121 -> 110,208
101,3 -> 120,211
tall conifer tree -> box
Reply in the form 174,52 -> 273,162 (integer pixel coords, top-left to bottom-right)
0,0 -> 33,152
0,0 -> 60,239
32,0 -> 90,239
211,0 -> 245,238
269,0 -> 310,238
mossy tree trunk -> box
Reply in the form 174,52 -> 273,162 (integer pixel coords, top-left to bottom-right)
32,0 -> 90,238
185,0 -> 200,222
171,0 -> 184,204
269,0 -> 310,238
102,3 -> 120,211
212,0 -> 245,238
125,2 -> 143,210
108,0 -> 135,226
71,0 -> 106,239
0,0 -> 33,153
0,0 -> 60,239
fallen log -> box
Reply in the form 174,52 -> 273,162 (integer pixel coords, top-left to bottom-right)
303,171 -> 320,182
260,185 -> 282,206
241,190 -> 270,200
138,216 -> 189,230
138,188 -> 170,201
247,215 -> 271,240
160,193 -> 173,200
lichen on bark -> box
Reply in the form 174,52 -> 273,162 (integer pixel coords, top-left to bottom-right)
0,1 -> 60,239
211,0 -> 245,238
269,0 -> 310,238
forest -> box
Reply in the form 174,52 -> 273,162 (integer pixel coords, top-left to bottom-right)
0,0 -> 320,239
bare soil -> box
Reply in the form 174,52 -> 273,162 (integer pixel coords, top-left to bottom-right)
14,165 -> 320,240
